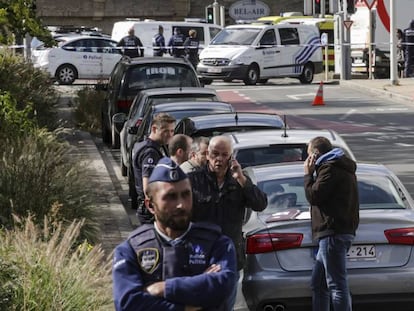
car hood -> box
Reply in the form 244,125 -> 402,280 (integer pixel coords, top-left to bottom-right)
199,45 -> 249,60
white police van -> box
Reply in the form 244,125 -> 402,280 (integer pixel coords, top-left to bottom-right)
197,23 -> 323,85
111,19 -> 222,57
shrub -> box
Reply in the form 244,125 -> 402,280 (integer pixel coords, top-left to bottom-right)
0,128 -> 99,242
0,216 -> 113,310
74,86 -> 105,135
0,50 -> 58,129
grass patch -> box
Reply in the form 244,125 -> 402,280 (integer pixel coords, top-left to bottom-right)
0,215 -> 113,310
74,86 -> 105,135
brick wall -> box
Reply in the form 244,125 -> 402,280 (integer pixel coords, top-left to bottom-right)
36,0 -> 303,34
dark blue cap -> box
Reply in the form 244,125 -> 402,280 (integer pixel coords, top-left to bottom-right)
148,157 -> 188,184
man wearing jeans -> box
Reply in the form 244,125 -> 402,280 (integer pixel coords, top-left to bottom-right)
304,136 -> 359,311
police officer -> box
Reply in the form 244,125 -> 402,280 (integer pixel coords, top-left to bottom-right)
131,113 -> 175,224
168,28 -> 186,58
152,25 -> 166,56
112,157 -> 237,311
187,135 -> 268,311
117,27 -> 144,58
184,29 -> 200,69
403,19 -> 414,77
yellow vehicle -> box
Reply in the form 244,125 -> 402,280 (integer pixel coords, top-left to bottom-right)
257,15 -> 335,71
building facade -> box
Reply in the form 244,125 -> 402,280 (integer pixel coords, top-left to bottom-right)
35,0 -> 303,34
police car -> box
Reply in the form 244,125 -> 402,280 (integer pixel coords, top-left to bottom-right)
31,35 -> 122,84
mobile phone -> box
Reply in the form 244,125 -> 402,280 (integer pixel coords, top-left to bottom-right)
228,155 -> 236,171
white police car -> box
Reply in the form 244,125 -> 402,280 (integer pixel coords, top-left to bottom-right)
32,35 -> 122,85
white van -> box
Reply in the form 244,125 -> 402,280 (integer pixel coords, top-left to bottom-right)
197,23 -> 323,85
111,19 -> 222,57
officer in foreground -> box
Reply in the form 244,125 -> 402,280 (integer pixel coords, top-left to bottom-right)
112,157 -> 237,311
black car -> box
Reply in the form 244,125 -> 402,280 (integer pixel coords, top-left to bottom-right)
174,112 -> 286,137
123,100 -> 234,210
100,57 -> 200,148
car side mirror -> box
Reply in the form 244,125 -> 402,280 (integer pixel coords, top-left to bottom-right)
128,126 -> 138,135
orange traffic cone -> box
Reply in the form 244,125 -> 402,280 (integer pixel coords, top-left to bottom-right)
312,81 -> 324,106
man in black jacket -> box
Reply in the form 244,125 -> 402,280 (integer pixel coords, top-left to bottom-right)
188,135 -> 267,311
304,136 -> 359,311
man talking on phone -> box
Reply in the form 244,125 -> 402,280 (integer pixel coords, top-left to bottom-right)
187,135 -> 267,311
304,136 -> 359,311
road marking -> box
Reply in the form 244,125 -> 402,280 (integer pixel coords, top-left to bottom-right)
286,93 -> 315,100
339,109 -> 358,120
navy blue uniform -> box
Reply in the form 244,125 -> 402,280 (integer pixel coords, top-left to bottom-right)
117,35 -> 144,58
131,138 -> 168,223
112,222 -> 237,311
153,33 -> 166,56
184,36 -> 200,69
168,33 -> 186,58
404,19 -> 414,77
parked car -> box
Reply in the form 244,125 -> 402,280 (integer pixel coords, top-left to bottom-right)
225,128 -> 356,168
121,100 -> 234,210
31,35 -> 122,85
174,112 -> 286,137
100,57 -> 201,148
114,86 -> 220,158
116,99 -> 233,177
241,162 -> 414,311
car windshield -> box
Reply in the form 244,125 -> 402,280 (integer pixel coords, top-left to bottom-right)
236,144 -> 354,168
126,65 -> 199,95
258,175 -> 407,218
211,28 -> 260,45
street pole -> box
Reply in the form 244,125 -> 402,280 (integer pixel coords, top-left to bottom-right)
390,0 -> 398,84
368,8 -> 373,79
213,1 -> 220,26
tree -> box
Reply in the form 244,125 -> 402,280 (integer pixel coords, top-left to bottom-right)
0,0 -> 53,45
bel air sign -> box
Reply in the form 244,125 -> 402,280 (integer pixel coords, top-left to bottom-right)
229,0 -> 270,21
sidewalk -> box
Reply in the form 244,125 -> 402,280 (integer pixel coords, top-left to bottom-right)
58,93 -> 133,256
339,77 -> 414,104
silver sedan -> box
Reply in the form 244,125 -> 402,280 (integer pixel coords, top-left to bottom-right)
242,162 -> 414,311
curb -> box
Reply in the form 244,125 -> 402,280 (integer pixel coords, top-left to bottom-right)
339,80 -> 414,104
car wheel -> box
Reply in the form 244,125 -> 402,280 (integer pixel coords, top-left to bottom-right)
56,64 -> 77,85
121,156 -> 127,177
299,63 -> 314,84
259,78 -> 268,84
111,123 -> 120,149
243,64 -> 259,85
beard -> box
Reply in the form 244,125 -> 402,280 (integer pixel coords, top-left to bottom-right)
157,208 -> 192,231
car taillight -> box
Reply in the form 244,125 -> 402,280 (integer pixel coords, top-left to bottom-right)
246,233 -> 303,254
384,228 -> 414,245
117,100 -> 132,109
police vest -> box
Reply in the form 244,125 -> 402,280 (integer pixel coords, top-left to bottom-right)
128,222 -> 221,284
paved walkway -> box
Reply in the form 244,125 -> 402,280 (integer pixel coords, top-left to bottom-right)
61,77 -> 414,255
340,77 -> 414,104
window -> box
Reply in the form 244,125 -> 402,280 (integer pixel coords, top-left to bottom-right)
260,29 -> 276,46
279,28 -> 300,45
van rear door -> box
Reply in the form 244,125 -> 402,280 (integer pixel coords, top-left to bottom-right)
277,27 -> 301,76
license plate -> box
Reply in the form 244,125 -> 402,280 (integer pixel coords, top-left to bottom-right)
347,244 -> 376,259
313,244 -> 376,260
207,67 -> 221,73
